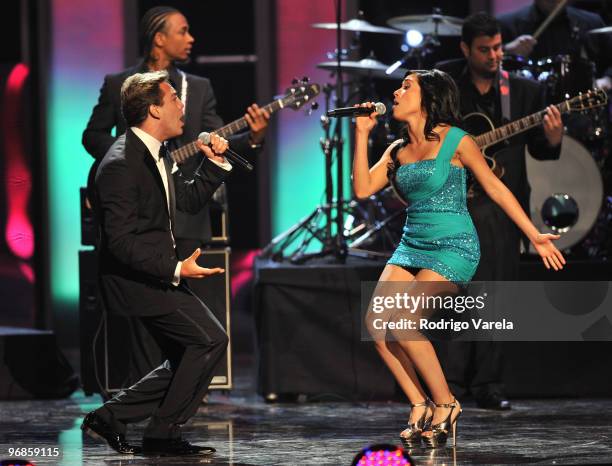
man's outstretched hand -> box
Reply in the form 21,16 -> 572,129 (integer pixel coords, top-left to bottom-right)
180,248 -> 225,279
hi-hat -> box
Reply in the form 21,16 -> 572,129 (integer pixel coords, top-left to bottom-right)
312,18 -> 403,35
317,58 -> 407,79
587,25 -> 612,35
387,14 -> 463,36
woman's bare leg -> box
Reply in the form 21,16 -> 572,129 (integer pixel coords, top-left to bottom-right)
399,268 -> 460,432
368,265 -> 431,424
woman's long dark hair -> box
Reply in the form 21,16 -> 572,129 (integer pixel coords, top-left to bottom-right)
387,69 -> 462,186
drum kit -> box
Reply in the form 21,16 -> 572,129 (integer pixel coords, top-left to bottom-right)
263,9 -> 612,263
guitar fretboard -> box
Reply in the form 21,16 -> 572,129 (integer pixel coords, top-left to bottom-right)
475,100 -> 570,149
169,99 -> 287,164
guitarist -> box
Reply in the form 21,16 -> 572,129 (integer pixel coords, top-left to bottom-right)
82,6 -> 269,386
434,12 -> 563,411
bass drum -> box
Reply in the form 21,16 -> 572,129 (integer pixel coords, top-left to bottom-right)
525,135 -> 603,252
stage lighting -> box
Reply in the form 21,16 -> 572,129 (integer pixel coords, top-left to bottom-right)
406,30 -> 424,47
351,443 -> 413,466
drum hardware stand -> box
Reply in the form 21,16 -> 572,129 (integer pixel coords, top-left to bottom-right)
261,0 -> 350,263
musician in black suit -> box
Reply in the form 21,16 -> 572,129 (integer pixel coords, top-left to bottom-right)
81,70 -> 232,456
434,12 -> 563,410
498,0 -> 612,90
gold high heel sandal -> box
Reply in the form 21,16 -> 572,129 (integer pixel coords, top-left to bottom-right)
400,398 -> 434,448
422,398 -> 462,448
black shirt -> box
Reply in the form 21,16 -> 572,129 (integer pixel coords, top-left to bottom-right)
457,68 -> 503,127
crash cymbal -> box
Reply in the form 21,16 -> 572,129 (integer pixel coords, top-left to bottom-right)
387,14 -> 463,36
587,25 -> 612,35
312,18 -> 403,35
317,58 -> 407,79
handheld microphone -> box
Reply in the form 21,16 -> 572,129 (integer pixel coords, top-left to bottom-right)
198,132 -> 254,172
326,102 -> 386,118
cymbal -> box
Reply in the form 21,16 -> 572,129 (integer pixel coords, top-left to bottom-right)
317,58 -> 407,79
312,18 -> 403,35
587,25 -> 612,35
387,14 -> 463,36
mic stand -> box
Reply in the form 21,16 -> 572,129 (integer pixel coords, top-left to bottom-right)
333,0 -> 348,262
267,1 -> 348,264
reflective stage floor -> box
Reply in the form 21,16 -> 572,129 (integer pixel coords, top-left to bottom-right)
1,371 -> 611,466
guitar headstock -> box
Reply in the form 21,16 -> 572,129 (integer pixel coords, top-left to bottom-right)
566,89 -> 608,113
282,78 -> 321,110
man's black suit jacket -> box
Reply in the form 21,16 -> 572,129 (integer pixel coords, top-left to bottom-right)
94,129 -> 229,316
83,61 -> 251,245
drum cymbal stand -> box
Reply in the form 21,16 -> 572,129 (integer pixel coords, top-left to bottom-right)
261,1 -> 350,263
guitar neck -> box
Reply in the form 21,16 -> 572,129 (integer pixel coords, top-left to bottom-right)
169,99 -> 285,164
475,100 -> 569,149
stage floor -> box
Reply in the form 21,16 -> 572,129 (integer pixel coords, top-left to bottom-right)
1,364 -> 611,465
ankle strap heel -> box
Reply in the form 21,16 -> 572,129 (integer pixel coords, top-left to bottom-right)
423,398 -> 462,448
400,398 -> 434,449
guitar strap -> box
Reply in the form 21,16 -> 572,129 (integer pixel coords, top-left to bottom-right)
179,70 -> 188,114
499,69 -> 511,124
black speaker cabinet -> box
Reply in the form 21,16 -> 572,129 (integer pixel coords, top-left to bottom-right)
79,247 -> 232,396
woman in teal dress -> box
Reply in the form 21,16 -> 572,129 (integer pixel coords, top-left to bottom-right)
353,70 -> 565,448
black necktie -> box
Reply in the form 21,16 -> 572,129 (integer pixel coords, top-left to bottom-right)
158,144 -> 176,230
158,144 -> 169,161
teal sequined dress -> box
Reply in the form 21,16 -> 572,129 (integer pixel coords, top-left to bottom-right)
388,127 -> 480,282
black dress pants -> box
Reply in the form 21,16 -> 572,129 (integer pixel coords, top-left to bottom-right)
100,283 -> 228,439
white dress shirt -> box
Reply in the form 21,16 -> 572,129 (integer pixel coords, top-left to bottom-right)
131,127 -> 232,286
131,127 -> 184,285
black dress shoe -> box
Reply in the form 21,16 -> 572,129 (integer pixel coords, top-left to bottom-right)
81,412 -> 142,454
174,440 -> 216,455
142,437 -> 215,456
476,393 -> 511,410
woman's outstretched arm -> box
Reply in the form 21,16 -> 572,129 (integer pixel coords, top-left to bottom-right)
458,135 -> 566,271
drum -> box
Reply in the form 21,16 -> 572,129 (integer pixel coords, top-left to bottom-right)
525,135 -> 603,252
535,54 -> 595,102
502,55 -> 537,80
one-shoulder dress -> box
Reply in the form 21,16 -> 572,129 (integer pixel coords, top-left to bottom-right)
387,126 -> 480,282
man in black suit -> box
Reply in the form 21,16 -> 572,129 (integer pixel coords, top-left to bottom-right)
81,70 -> 232,456
82,5 -> 269,387
434,12 -> 563,410
498,0 -> 612,90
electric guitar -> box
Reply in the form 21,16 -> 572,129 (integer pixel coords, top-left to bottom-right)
169,79 -> 321,164
461,88 -> 608,179
85,80 -> 321,207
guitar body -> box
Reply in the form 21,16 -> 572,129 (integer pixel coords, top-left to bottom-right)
461,112 -> 506,178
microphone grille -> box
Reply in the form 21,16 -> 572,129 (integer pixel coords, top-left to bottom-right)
374,102 -> 387,115
197,132 -> 211,144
